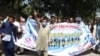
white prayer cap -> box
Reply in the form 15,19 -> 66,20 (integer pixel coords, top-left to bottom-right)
75,17 -> 82,21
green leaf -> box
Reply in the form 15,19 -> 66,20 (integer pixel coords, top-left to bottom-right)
22,6 -> 32,15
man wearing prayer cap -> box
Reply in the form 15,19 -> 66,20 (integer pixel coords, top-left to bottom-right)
75,16 -> 82,24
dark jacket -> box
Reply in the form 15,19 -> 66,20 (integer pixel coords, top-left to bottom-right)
1,22 -> 17,48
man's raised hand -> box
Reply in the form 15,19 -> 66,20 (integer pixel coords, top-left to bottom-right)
33,10 -> 38,17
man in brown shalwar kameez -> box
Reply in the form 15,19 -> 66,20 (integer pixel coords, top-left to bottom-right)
33,10 -> 50,56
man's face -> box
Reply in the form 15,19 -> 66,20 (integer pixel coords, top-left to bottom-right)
28,15 -> 32,19
76,21 -> 80,24
20,17 -> 23,19
8,17 -> 14,23
61,19 -> 66,22
20,18 -> 25,23
94,20 -> 97,24
39,16 -> 44,22
69,18 -> 73,22
42,19 -> 47,23
66,19 -> 69,22
88,22 -> 91,25
42,19 -> 47,27
51,17 -> 56,23
0,16 -> 3,21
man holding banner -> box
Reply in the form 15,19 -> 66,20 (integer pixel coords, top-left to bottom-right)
1,16 -> 17,56
33,10 -> 50,56
94,18 -> 100,53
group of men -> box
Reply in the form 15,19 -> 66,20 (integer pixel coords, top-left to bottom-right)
0,15 -> 26,56
0,10 -> 100,56
0,10 -> 53,56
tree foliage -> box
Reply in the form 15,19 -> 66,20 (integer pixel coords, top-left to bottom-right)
13,0 -> 97,19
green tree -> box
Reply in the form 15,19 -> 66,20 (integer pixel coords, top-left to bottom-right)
13,0 -> 97,19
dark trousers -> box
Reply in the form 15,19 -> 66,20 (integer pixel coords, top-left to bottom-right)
2,41 -> 15,56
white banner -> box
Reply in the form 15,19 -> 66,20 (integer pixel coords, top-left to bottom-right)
14,19 -> 95,56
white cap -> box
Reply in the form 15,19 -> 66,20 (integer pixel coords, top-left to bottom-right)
75,17 -> 82,21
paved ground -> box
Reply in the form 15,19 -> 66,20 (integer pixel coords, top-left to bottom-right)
77,50 -> 100,56
0,42 -> 100,56
0,40 -> 100,56
1,49 -> 100,56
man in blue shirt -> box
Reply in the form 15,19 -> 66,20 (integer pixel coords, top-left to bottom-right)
0,16 -> 17,56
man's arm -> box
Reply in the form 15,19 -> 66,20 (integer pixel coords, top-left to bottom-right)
35,17 -> 40,28
33,10 -> 40,28
13,25 -> 18,41
48,26 -> 51,44
3,16 -> 9,22
0,23 -> 6,37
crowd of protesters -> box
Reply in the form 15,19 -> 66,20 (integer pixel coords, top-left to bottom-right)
0,10 -> 100,56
